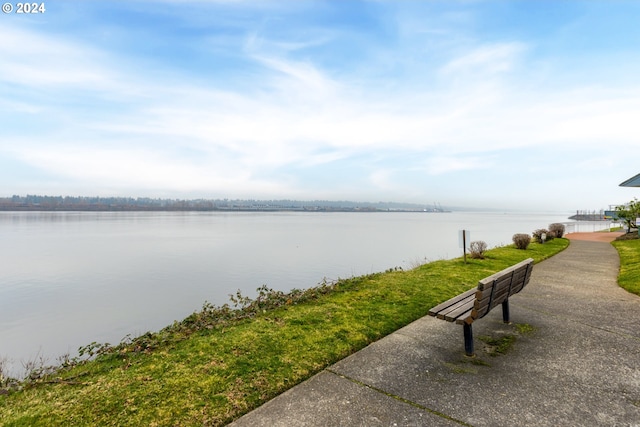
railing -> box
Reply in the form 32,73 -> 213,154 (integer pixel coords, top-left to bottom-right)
562,220 -> 621,234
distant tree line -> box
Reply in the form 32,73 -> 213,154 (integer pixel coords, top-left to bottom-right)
0,195 -> 438,212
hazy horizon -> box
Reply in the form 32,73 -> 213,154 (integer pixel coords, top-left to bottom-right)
0,194 -> 594,216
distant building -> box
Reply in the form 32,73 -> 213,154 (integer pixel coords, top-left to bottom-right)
620,173 -> 640,187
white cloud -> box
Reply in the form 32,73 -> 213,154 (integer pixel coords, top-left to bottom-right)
536,94 -> 640,145
10,144 -> 291,195
251,54 -> 340,99
424,155 -> 492,175
0,25 -> 114,89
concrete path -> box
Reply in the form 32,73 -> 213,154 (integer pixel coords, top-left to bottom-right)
229,235 -> 640,427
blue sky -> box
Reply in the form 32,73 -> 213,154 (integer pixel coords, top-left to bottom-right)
2,1 -> 640,211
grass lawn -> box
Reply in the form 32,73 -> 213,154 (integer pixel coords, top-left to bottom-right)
612,237 -> 640,296
1,239 -> 568,426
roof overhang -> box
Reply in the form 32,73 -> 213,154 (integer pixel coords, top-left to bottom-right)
620,173 -> 640,187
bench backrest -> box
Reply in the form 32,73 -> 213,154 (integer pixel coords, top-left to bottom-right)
472,258 -> 534,320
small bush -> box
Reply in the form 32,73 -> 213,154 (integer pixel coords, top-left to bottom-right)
469,240 -> 488,259
549,223 -> 565,238
532,228 -> 554,243
512,233 -> 531,250
615,232 -> 640,241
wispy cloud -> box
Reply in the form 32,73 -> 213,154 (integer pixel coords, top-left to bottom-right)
441,42 -> 527,77
0,25 -> 114,89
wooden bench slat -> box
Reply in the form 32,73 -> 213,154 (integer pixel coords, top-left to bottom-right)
454,309 -> 474,325
475,287 -> 507,305
475,280 -> 510,303
427,288 -> 477,317
512,269 -> 533,292
475,262 -> 532,304
472,305 -> 489,319
490,286 -> 511,303
477,259 -> 533,290
437,296 -> 474,320
442,298 -> 475,322
474,286 -> 509,311
478,274 -> 513,294
510,282 -> 526,294
474,296 -> 509,318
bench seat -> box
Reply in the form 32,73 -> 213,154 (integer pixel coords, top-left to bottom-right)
429,288 -> 476,324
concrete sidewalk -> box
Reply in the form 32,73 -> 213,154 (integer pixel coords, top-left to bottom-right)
229,237 -> 640,426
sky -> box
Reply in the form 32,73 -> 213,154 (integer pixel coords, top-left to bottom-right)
1,1 -> 640,212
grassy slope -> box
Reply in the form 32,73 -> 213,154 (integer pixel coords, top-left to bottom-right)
1,239 -> 568,426
612,238 -> 640,296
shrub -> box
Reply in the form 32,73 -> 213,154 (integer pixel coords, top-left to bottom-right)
532,228 -> 553,243
512,233 -> 531,250
615,232 -> 640,241
469,240 -> 488,259
549,223 -> 565,238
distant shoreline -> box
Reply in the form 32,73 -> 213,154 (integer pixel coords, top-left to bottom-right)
0,206 -> 451,213
0,196 -> 449,213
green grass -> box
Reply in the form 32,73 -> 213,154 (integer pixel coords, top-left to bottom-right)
0,239 -> 568,426
612,238 -> 640,296
515,323 -> 536,335
477,322 -> 536,358
478,334 -> 516,356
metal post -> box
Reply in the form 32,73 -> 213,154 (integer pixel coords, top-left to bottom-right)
463,323 -> 474,356
502,300 -> 510,324
463,229 -> 467,264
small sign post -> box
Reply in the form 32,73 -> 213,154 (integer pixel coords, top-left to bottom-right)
459,229 -> 470,264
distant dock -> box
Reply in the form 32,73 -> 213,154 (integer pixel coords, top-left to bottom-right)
568,214 -> 607,221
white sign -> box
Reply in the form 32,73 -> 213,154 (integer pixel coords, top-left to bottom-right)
458,229 -> 470,249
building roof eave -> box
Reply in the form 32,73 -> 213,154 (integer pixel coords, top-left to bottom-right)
620,173 -> 640,187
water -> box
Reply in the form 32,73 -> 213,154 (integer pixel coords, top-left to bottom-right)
0,210 -> 606,376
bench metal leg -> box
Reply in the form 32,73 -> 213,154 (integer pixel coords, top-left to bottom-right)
463,323 -> 474,356
502,300 -> 511,324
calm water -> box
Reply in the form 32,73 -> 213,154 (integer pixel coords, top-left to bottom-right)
0,211 -> 605,376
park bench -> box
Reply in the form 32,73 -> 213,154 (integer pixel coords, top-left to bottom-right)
428,258 -> 534,356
